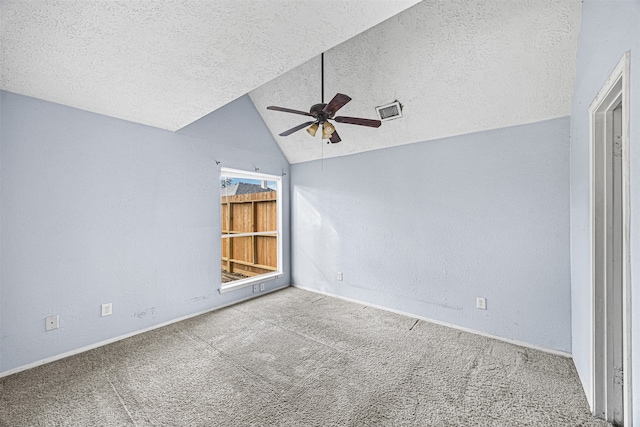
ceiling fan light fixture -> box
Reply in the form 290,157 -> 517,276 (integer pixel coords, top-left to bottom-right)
306,123 -> 319,137
322,122 -> 335,139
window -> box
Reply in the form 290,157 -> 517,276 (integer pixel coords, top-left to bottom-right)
219,168 -> 282,292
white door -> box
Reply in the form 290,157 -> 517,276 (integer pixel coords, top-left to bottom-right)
590,52 -> 631,427
605,102 -> 623,425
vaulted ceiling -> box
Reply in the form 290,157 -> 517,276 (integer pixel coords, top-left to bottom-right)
251,0 -> 582,163
1,1 -> 582,164
1,0 -> 420,130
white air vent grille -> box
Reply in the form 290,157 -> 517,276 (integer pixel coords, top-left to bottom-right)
376,101 -> 402,121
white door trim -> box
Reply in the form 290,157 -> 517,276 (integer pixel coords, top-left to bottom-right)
588,51 -> 632,426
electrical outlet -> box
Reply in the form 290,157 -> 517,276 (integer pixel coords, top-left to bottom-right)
260,283 -> 265,291
45,315 -> 59,331
253,284 -> 259,293
101,303 -> 112,317
476,297 -> 487,310
337,272 -> 343,281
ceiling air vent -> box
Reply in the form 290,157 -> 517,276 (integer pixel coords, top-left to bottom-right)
376,101 -> 402,121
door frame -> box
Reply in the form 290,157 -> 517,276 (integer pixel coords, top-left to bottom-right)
589,51 -> 632,426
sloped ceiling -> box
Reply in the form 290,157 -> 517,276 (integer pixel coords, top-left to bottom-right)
1,1 -> 582,165
250,0 -> 582,163
0,0 -> 420,131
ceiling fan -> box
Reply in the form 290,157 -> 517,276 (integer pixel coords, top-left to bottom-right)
266,53 -> 381,144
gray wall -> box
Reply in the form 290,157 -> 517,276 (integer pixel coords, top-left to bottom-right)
569,1 -> 639,422
0,91 -> 290,374
291,117 -> 571,352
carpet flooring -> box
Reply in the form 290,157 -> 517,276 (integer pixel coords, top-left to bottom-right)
0,287 -> 609,426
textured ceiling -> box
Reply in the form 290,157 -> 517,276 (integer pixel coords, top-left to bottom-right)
250,0 -> 582,163
0,0 -> 420,131
1,0 -> 582,164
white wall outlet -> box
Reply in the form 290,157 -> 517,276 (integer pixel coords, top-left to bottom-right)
45,315 -> 59,331
260,283 -> 265,291
476,297 -> 487,310
253,284 -> 259,293
101,303 -> 113,317
337,272 -> 343,281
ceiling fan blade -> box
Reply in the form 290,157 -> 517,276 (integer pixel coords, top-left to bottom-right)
267,106 -> 314,117
323,93 -> 352,115
334,116 -> 382,128
279,121 -> 316,136
329,130 -> 341,144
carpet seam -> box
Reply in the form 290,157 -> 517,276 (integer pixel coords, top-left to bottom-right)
0,287 -> 603,426
101,353 -> 138,427
230,306 -> 347,354
175,326 -> 280,395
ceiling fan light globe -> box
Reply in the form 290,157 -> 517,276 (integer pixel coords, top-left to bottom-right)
306,123 -> 319,137
322,122 -> 335,139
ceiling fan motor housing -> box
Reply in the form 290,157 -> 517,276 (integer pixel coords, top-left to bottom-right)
310,103 -> 329,121
266,92 -> 381,144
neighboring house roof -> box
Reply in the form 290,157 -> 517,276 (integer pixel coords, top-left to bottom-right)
222,182 -> 274,196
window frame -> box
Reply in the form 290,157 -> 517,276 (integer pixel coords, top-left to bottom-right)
219,168 -> 283,293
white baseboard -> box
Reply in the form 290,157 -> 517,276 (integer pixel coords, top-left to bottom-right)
2,283 -> 570,379
0,284 -> 290,379
292,284 -> 572,359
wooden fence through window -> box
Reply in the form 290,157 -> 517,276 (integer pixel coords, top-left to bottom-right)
221,191 -> 277,278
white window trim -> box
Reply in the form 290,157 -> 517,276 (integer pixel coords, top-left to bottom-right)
219,168 -> 283,293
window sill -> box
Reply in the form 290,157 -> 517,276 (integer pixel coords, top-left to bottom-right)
218,272 -> 282,294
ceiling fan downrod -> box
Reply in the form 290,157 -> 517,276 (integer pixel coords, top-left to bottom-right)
265,51 -> 382,144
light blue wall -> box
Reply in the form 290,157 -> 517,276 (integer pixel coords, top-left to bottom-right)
569,1 -> 639,421
0,92 -> 2,371
0,91 -> 290,374
291,117 -> 571,352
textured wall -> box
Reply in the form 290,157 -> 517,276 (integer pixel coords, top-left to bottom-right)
0,0 -> 419,131
569,1 -> 639,421
251,0 -> 582,163
291,117 -> 571,352
0,92 -> 290,374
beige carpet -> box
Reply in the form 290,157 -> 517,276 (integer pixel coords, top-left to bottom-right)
0,287 -> 609,426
